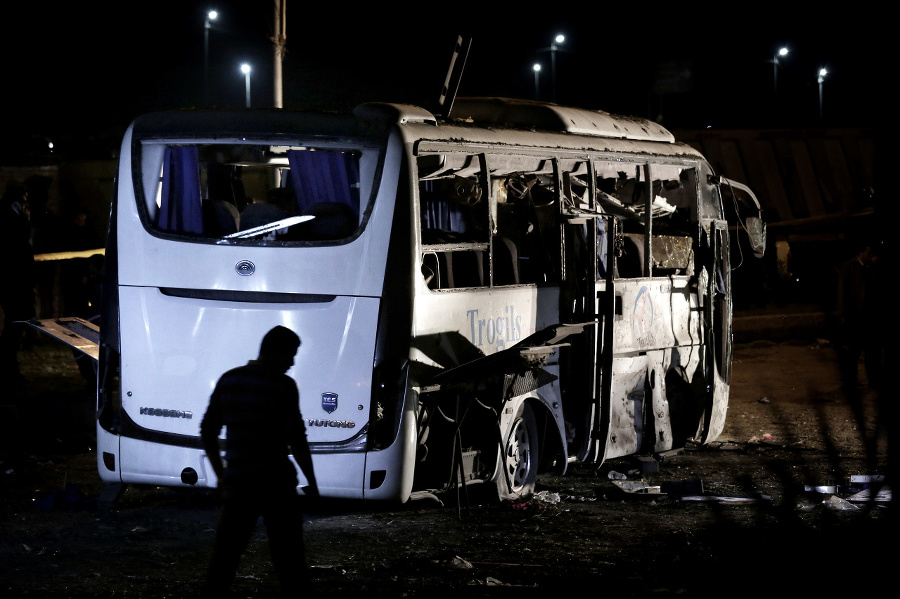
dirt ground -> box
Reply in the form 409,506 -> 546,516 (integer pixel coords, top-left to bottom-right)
1,333 -> 895,598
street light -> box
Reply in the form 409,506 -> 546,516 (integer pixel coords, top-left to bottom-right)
772,47 -> 788,96
204,9 -> 218,106
550,34 -> 564,102
241,63 -> 251,108
817,67 -> 827,123
533,63 -> 541,100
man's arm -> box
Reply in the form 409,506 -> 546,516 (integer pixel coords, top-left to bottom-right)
200,395 -> 225,483
286,393 -> 318,497
290,423 -> 319,497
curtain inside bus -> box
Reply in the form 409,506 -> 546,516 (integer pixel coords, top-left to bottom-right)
420,180 -> 469,233
158,146 -> 203,235
287,150 -> 360,219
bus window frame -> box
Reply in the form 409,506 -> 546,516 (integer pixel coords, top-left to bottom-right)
130,136 -> 387,247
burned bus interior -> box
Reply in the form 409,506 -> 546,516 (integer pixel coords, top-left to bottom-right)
417,153 -> 704,291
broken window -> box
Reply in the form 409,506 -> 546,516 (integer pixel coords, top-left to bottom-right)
594,161 -> 699,278
490,156 -> 559,286
595,161 -> 648,278
418,153 -> 489,289
417,152 -> 564,290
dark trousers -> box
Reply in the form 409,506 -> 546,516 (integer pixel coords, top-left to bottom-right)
842,317 -> 883,389
203,482 -> 309,597
1,292 -> 35,380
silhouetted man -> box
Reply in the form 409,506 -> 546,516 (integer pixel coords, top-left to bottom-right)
0,181 -> 36,385
200,325 -> 319,598
837,241 -> 881,388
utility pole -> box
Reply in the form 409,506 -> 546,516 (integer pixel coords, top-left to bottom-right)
273,0 -> 286,108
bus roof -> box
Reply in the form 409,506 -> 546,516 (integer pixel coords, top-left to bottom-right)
354,98 -> 675,143
448,97 -> 675,142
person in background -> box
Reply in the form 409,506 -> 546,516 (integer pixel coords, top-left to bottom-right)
200,325 -> 319,598
0,181 -> 36,385
59,205 -> 103,318
837,240 -> 881,388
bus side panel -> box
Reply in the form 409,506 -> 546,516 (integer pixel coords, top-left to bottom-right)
96,425 -> 121,483
119,438 -> 213,487
300,454 -> 367,499
410,285 -> 566,487
361,394 -> 418,501
114,288 -> 379,494
116,288 -> 378,445
116,437 -> 369,499
602,277 -> 704,460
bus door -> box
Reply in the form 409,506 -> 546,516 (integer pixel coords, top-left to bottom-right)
558,159 -> 601,462
694,163 -> 733,443
698,219 -> 731,442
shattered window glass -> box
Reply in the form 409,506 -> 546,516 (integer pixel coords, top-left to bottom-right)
594,161 -> 698,278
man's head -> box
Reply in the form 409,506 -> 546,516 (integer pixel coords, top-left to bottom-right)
258,326 -> 301,373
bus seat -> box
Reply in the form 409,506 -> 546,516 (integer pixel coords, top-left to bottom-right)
422,251 -> 452,289
492,236 -> 520,285
239,202 -> 287,231
450,250 -> 484,288
300,202 -> 357,240
203,200 -> 240,235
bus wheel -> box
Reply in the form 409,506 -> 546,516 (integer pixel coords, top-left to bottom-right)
495,402 -> 539,501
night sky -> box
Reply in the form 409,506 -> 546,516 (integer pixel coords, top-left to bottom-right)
1,1 -> 886,160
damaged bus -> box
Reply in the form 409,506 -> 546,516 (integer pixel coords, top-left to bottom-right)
80,96 -> 764,503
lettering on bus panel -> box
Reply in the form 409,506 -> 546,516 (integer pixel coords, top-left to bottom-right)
466,305 -> 523,350
139,406 -> 193,419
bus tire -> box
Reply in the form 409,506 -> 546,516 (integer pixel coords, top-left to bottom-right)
494,402 -> 539,501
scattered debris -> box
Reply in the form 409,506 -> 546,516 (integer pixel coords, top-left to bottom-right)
821,495 -> 860,511
531,490 -> 560,505
846,486 -> 891,503
612,480 -> 662,495
447,556 -> 474,570
680,495 -> 762,505
803,483 -> 839,494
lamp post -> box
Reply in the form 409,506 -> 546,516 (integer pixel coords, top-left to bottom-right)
204,9 -> 218,106
550,34 -> 564,102
772,47 -> 788,96
533,63 -> 541,100
817,67 -> 827,123
241,63 -> 251,108
273,0 -> 286,108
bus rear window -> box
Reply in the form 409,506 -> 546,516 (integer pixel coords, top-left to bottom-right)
137,142 -> 374,243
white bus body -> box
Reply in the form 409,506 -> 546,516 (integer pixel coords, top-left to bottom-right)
94,99 -> 764,502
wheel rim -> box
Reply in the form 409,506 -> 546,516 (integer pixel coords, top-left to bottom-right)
505,415 -> 534,491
